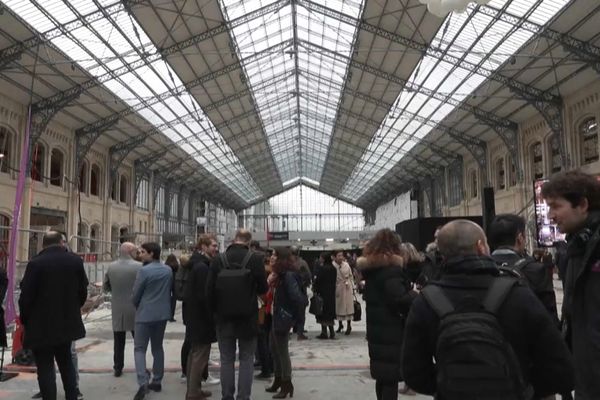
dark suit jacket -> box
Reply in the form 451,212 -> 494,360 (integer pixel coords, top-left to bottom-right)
19,246 -> 88,349
206,243 -> 267,338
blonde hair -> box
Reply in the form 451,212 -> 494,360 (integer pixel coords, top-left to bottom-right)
180,254 -> 191,268
401,242 -> 424,263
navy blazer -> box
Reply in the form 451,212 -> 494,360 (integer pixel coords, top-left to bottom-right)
132,261 -> 173,323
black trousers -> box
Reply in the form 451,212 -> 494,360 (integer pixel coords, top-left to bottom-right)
113,330 -> 134,372
257,314 -> 273,374
375,380 -> 398,400
33,342 -> 77,400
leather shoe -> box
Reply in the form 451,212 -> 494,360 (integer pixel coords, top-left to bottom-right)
133,385 -> 147,400
31,393 -> 42,399
201,389 -> 212,397
148,382 -> 162,392
114,369 -> 122,377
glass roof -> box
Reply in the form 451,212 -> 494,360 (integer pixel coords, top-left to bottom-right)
219,0 -> 365,183
340,0 -> 570,201
4,0 -> 263,202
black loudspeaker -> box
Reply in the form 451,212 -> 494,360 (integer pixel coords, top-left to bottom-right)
482,187 -> 496,234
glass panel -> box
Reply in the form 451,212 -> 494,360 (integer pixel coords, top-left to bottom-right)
581,117 -> 599,165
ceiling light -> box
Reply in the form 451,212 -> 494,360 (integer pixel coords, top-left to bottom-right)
325,238 -> 334,242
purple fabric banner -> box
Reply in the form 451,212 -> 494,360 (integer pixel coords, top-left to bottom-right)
5,106 -> 32,326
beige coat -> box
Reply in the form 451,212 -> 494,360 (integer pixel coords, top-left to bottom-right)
333,261 -> 354,319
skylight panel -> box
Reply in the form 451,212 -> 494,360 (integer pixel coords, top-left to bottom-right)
341,0 -> 570,202
4,0 -> 263,202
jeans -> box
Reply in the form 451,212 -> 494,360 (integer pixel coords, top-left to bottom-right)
217,332 -> 257,400
375,380 -> 398,400
134,320 -> 167,387
270,330 -> 291,380
113,330 -> 134,372
186,343 -> 210,400
33,342 -> 78,400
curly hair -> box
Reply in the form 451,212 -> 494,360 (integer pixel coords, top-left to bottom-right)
542,170 -> 600,210
363,228 -> 402,257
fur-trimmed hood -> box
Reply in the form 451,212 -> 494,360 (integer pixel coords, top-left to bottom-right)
357,254 -> 404,271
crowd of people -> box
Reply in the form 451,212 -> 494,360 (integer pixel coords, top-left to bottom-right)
16,170 -> 600,400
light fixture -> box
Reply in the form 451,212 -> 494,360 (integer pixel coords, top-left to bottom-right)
325,238 -> 334,242
0,153 -> 4,158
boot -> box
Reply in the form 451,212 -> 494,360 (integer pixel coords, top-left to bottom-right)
328,325 -> 335,339
266,377 -> 282,393
345,321 -> 352,335
336,321 -> 343,333
316,326 -> 328,339
272,379 -> 294,399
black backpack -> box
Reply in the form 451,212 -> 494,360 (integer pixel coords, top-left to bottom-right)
215,251 -> 255,319
422,278 -> 531,400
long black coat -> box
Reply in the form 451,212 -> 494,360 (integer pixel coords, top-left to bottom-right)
206,243 -> 268,339
313,261 -> 336,324
401,255 -> 574,399
19,246 -> 88,349
184,252 -> 216,345
358,255 -> 415,382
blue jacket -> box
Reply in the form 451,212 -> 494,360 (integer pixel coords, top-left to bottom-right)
132,261 -> 173,323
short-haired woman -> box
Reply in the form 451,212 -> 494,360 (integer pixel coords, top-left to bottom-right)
358,229 -> 417,400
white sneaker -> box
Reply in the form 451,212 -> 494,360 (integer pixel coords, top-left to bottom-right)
204,374 -> 220,385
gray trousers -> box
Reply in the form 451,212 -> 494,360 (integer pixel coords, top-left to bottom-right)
270,330 -> 292,380
134,320 -> 167,387
217,333 -> 257,400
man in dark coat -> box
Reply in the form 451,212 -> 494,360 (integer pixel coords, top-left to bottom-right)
19,231 -> 88,400
402,220 -> 574,399
358,252 -> 415,400
542,171 -> 600,399
206,229 -> 267,400
184,234 -> 218,400
488,213 -> 559,324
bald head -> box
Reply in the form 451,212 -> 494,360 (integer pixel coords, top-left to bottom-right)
437,220 -> 489,259
119,242 -> 138,258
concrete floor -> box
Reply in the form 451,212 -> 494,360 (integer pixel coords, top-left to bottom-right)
0,300 -> 431,400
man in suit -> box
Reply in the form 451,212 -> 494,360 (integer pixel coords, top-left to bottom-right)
103,242 -> 142,377
19,231 -> 88,400
207,229 -> 268,400
131,242 -> 173,400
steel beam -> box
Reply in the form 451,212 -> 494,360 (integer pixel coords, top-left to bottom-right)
300,0 -> 566,168
75,117 -> 119,175
479,4 -> 600,74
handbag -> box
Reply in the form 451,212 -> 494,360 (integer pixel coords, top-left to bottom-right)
353,294 -> 362,322
309,293 -> 324,316
273,306 -> 295,333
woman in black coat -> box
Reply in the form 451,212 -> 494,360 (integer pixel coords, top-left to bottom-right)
312,251 -> 337,339
358,229 -> 416,400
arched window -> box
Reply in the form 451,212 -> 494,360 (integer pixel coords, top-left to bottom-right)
580,117 -> 599,164
0,127 -> 11,174
549,135 -> 562,174
495,158 -> 505,191
531,141 -> 544,180
90,164 -> 101,197
50,149 -> 64,187
90,224 -> 100,254
111,177 -> 117,201
0,214 -> 9,270
77,222 -> 89,253
470,170 -> 478,199
119,175 -> 128,204
507,156 -> 517,187
78,161 -> 88,193
31,144 -> 45,182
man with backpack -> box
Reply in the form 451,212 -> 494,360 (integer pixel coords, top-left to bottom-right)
542,171 -> 600,399
401,219 -> 574,400
206,229 -> 268,400
488,214 -> 559,324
